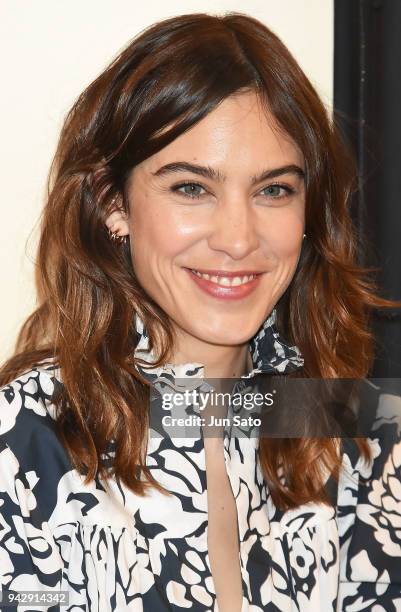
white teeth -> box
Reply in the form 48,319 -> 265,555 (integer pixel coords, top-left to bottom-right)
191,270 -> 256,286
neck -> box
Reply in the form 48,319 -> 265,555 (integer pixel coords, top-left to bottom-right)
170,330 -> 252,379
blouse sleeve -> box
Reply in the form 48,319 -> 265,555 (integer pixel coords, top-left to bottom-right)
337,388 -> 401,610
0,373 -> 64,611
0,437 -> 64,610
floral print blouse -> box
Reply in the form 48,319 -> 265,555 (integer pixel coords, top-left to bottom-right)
0,308 -> 400,611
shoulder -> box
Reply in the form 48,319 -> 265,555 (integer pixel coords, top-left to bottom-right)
340,381 -> 401,476
0,357 -> 61,434
0,358 -> 72,479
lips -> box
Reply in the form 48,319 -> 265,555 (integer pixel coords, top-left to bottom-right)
184,267 -> 263,300
190,268 -> 258,287
188,268 -> 262,278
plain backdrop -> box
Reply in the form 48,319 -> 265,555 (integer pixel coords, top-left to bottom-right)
0,0 -> 334,362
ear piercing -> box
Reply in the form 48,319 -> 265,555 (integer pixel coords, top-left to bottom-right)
108,228 -> 127,244
107,193 -> 128,244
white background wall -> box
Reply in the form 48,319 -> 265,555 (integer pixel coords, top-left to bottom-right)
0,0 -> 333,362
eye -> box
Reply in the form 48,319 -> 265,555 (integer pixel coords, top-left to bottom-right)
171,182 -> 206,199
170,181 -> 295,201
260,184 -> 294,199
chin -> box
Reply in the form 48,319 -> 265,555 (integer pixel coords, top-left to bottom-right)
195,327 -> 255,347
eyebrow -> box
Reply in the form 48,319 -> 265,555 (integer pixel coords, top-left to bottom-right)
152,161 -> 305,184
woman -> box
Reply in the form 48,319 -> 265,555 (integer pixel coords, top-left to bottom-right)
0,11 -> 400,612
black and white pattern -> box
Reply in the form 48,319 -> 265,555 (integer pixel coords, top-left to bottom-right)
0,308 -> 400,610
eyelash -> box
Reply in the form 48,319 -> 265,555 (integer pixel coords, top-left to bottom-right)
170,181 -> 295,201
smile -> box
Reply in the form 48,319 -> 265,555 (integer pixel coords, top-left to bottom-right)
184,268 -> 263,300
190,269 -> 257,286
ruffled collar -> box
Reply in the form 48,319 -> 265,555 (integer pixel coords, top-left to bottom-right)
133,308 -> 304,382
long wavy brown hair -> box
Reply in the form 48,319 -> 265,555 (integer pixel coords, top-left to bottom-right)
1,12 -> 399,511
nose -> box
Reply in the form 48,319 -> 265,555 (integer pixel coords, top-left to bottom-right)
207,195 -> 260,259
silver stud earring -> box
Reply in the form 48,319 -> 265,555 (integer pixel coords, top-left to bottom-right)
303,233 -> 306,239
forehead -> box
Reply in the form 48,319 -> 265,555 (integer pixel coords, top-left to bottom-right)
139,91 -> 304,174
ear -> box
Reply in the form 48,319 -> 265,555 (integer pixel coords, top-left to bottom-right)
105,208 -> 130,236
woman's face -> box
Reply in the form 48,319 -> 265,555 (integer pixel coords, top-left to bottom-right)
126,91 -> 305,349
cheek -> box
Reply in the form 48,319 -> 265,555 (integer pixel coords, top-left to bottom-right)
129,201 -> 196,272
260,210 -> 304,260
